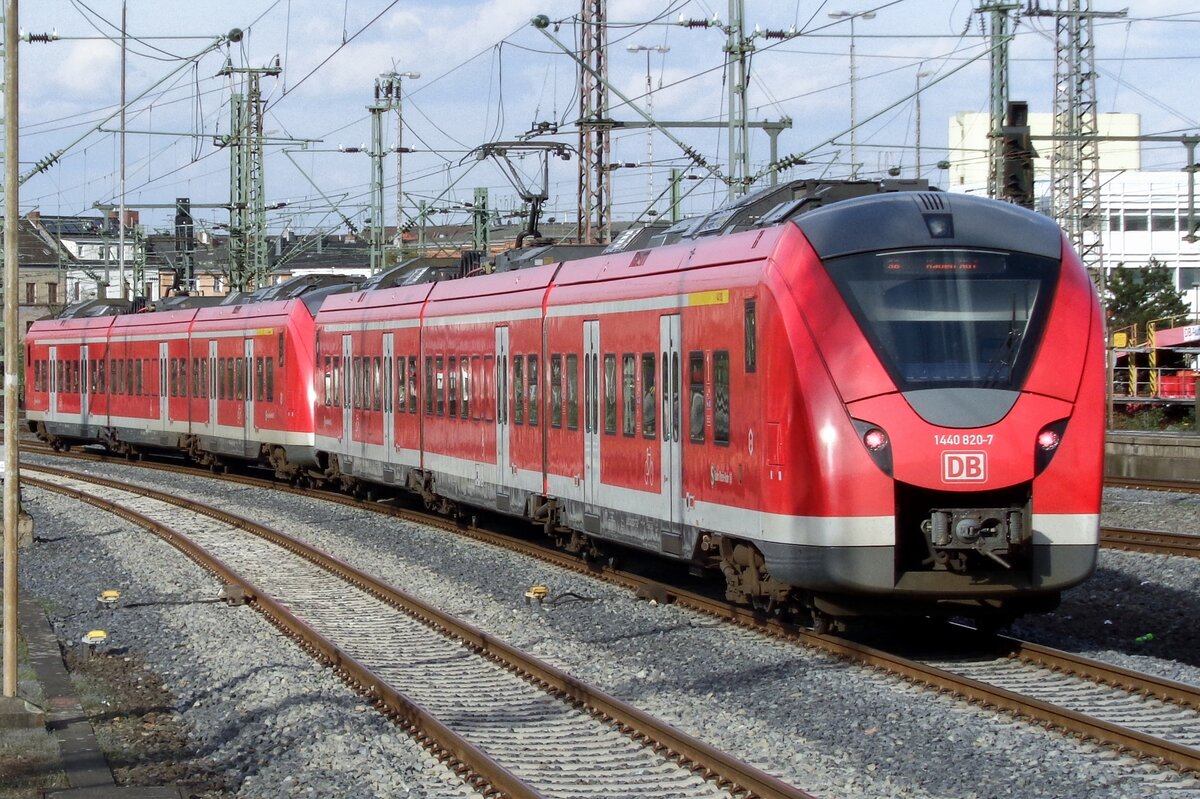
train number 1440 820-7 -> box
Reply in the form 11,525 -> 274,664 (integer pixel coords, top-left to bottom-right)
933,433 -> 994,446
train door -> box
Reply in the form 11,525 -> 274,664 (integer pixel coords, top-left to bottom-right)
494,326 -> 512,499
159,343 -> 168,428
660,315 -> 683,525
243,338 -> 255,440
208,341 -> 217,433
583,319 -> 601,505
383,333 -> 395,456
48,346 -> 58,422
341,335 -> 353,444
80,345 -> 91,431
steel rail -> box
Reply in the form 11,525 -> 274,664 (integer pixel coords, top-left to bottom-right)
1003,635 -> 1200,712
22,470 -> 544,799
1100,526 -> 1200,559
1105,476 -> 1200,495
22,464 -> 816,799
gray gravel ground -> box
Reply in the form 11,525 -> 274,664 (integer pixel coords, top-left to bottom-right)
17,458 -> 1200,798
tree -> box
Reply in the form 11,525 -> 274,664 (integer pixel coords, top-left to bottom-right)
1103,258 -> 1188,335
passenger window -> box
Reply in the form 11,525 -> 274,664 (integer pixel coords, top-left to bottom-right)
462,358 -> 472,420
352,357 -> 362,409
169,359 -> 177,398
603,354 -> 617,435
641,353 -> 656,438
408,356 -> 418,414
514,355 -> 525,425
255,357 -> 265,402
435,355 -> 445,416
566,353 -> 579,430
373,356 -> 382,412
671,352 -> 681,443
688,351 -> 705,444
331,356 -> 341,407
550,355 -> 563,428
622,354 -> 636,436
278,332 -> 285,367
383,356 -> 391,413
483,354 -> 494,422
266,359 -> 274,403
425,356 -> 434,415
135,359 -> 143,397
528,354 -> 539,427
714,351 -> 730,445
744,300 -> 757,373
324,356 -> 332,406
448,356 -> 458,418
363,356 -> 370,409
396,356 -> 407,412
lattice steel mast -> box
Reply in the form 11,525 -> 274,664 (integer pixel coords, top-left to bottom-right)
981,3 -> 1020,198
1026,1 -> 1125,273
218,57 -> 280,291
578,0 -> 611,244
725,0 -> 752,198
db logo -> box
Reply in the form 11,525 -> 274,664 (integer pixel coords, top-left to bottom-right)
942,451 -> 987,482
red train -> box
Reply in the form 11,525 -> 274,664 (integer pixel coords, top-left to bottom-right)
25,181 -> 1106,627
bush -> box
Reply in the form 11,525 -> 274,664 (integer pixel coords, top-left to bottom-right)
1112,404 -> 1196,431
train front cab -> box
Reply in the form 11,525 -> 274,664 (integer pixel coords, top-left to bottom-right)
761,193 -> 1105,619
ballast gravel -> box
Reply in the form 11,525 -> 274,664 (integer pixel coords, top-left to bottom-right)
17,458 -> 1200,799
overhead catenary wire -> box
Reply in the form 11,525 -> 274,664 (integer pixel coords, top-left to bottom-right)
17,0 -> 1200,236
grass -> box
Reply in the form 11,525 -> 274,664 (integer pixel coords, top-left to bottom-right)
0,620 -> 68,798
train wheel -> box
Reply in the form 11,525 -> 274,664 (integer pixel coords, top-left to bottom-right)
810,612 -> 832,635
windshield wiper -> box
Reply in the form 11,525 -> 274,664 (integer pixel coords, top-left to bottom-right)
983,296 -> 1023,387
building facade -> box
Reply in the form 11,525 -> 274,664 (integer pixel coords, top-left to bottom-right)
947,111 -> 1200,313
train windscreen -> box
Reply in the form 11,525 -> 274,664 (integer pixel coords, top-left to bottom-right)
824,248 -> 1059,390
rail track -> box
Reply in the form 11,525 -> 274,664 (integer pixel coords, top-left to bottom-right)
21,462 -> 814,799
18,447 -> 1200,777
1105,476 -> 1200,495
1100,526 -> 1200,558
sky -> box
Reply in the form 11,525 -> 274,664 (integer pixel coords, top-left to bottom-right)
9,0 -> 1200,237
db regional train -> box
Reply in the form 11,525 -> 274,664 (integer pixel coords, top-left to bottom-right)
24,180 -> 1106,628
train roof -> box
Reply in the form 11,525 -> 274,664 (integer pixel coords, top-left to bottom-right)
791,190 -> 1064,260
222,274 -> 362,314
603,178 -> 935,252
